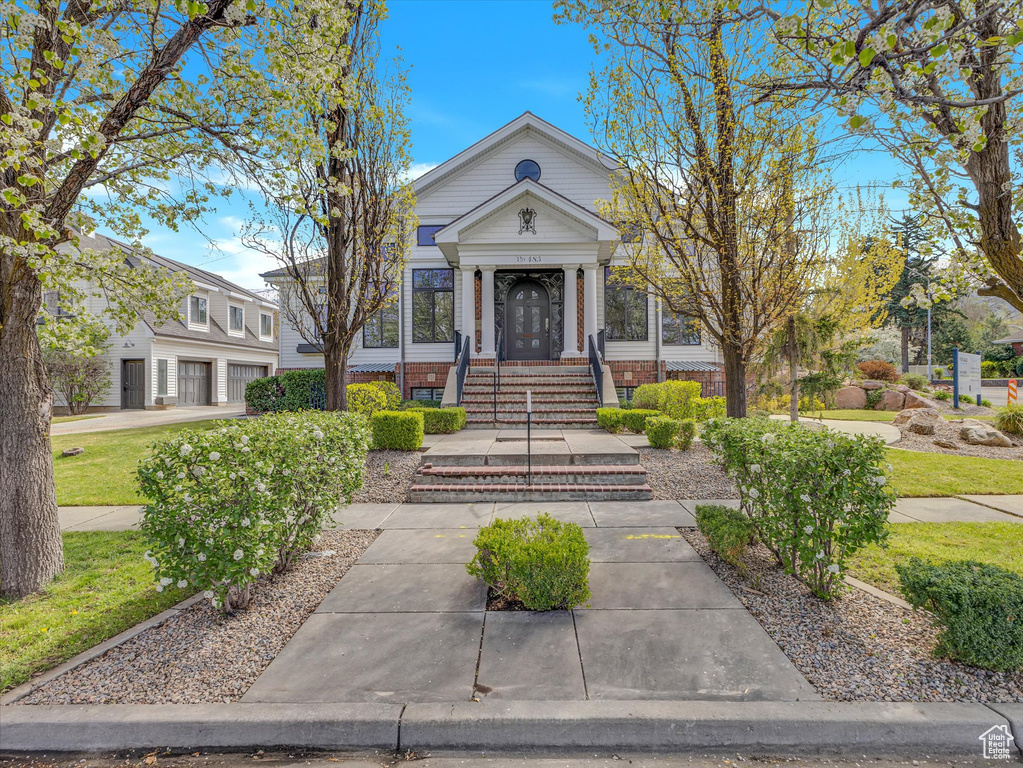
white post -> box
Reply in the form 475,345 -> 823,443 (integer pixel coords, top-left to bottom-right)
461,267 -> 476,355
480,266 -> 496,357
562,265 -> 580,356
583,265 -> 598,349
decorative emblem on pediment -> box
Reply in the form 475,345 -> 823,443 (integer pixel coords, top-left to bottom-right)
518,207 -> 537,235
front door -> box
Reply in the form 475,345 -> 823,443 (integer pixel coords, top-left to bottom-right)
121,359 -> 145,409
506,280 -> 551,361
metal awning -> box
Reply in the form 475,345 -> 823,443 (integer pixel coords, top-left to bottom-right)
348,363 -> 396,373
666,361 -> 722,373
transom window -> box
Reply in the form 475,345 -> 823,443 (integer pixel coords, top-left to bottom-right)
604,267 -> 648,341
662,309 -> 701,345
364,300 -> 399,348
412,269 -> 454,343
189,296 -> 207,325
229,305 -> 244,332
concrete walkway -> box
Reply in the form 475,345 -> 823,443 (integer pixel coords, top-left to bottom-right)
52,406 -> 245,436
58,495 -> 1023,532
769,414 -> 902,444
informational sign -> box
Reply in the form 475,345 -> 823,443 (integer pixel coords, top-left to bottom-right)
953,349 -> 982,408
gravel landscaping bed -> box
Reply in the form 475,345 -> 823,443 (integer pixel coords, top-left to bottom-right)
640,444 -> 738,500
678,529 -> 1023,702
352,449 -> 421,503
894,425 -> 1022,459
16,529 -> 377,705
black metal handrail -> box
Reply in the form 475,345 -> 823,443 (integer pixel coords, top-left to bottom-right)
455,336 -> 471,405
454,330 -> 461,363
598,328 -> 606,359
588,333 -> 604,406
493,328 -> 504,423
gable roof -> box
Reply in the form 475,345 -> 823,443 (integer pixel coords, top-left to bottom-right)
413,112 -> 617,198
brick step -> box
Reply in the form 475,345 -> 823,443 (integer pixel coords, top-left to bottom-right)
462,384 -> 595,394
424,450 -> 641,466
471,365 -> 590,375
461,395 -> 598,404
409,482 -> 654,503
462,405 -> 597,414
416,464 -> 647,486
466,374 -> 593,384
466,415 -> 599,425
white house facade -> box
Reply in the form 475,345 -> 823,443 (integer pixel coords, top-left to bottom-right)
265,112 -> 723,403
48,232 -> 279,411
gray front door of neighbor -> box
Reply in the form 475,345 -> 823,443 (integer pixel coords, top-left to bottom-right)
227,364 -> 267,403
121,359 -> 145,409
178,361 -> 211,406
506,280 -> 551,361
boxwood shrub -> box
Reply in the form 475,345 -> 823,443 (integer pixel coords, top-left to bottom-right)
632,383 -> 661,410
407,407 -> 467,434
677,418 -> 697,450
245,369 -> 325,412
596,407 -> 624,433
646,415 -> 680,448
347,383 -> 389,415
621,408 -> 661,434
371,410 -> 424,450
695,504 -> 754,568
466,514 -> 591,611
370,380 -> 401,410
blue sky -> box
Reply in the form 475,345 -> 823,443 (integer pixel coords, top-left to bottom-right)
134,0 -> 908,291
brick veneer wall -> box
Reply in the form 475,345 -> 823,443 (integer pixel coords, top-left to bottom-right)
402,361 -> 454,399
605,360 -> 727,398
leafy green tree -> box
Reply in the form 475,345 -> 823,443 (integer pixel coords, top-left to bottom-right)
933,316 -> 975,366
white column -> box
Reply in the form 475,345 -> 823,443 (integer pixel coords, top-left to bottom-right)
562,265 -> 581,356
460,267 -> 476,355
583,265 -> 598,351
480,266 -> 496,357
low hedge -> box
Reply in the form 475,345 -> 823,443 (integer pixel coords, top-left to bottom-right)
245,369 -> 325,412
646,416 -> 680,448
407,407 -> 467,434
596,407 -> 624,433
695,504 -> 754,568
371,410 -> 424,450
897,558 -> 1023,671
677,418 -> 696,450
621,409 -> 660,434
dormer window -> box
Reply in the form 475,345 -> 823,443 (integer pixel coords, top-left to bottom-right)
259,312 -> 273,339
229,305 -> 244,334
189,296 -> 207,326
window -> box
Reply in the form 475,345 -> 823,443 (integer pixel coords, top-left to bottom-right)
616,386 -> 639,403
417,225 -> 446,247
229,305 -> 244,333
363,302 -> 399,348
662,309 -> 701,345
412,268 -> 454,343
157,359 -> 168,397
189,296 -> 207,325
411,387 -> 445,402
514,159 -> 541,182
260,312 -> 273,338
604,267 -> 648,341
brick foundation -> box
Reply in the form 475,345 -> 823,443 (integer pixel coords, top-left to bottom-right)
605,360 -> 726,398
402,361 -> 454,399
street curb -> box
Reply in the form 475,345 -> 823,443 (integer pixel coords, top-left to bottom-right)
0,700 -> 1011,755
843,576 -> 914,611
986,704 -> 1023,758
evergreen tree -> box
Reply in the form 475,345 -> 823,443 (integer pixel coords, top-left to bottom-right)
886,214 -> 935,371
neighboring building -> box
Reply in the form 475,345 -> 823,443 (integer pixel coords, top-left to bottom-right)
993,335 -> 1023,356
46,231 -> 279,411
263,112 -> 723,403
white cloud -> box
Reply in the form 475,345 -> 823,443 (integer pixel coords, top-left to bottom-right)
407,162 -> 439,180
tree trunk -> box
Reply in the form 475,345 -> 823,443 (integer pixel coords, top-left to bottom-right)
787,315 -> 799,422
721,341 -> 748,418
323,336 -> 349,412
0,270 -> 65,598
900,325 -> 910,373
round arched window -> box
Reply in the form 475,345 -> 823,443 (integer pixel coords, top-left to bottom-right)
514,159 -> 541,182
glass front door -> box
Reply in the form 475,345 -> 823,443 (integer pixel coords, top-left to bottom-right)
506,280 -> 551,360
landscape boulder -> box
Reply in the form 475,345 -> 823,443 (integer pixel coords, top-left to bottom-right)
897,408 -> 943,435
958,420 -> 1013,448
894,384 -> 911,393
874,390 -> 906,411
860,380 -> 885,390
834,386 -> 868,409
903,390 -> 940,410
932,438 -> 958,449
61,447 -> 84,457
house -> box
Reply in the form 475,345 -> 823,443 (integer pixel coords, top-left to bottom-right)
993,335 -> 1023,356
263,112 -> 723,408
46,231 -> 279,411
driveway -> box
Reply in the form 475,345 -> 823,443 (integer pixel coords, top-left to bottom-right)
52,406 -> 247,435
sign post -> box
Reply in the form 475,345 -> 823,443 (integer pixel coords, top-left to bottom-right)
952,349 -> 982,409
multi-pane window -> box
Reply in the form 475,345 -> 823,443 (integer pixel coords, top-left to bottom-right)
604,267 -> 647,341
412,269 -> 454,343
616,386 -> 639,402
189,296 -> 207,325
662,309 -> 701,345
417,225 -> 446,247
363,301 -> 399,348
411,387 -> 445,402
229,305 -> 244,332
260,313 -> 273,338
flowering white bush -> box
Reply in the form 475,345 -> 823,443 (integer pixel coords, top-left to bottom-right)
702,418 -> 894,600
138,411 -> 371,612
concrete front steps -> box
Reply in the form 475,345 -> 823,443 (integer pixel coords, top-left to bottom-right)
460,364 -> 599,429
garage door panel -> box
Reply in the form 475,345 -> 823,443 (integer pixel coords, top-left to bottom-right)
227,364 -> 267,403
178,361 -> 211,406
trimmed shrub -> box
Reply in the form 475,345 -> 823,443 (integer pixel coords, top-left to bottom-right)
646,416 -> 681,448
632,383 -> 662,410
657,380 -> 702,420
896,559 -> 1023,671
370,380 -> 402,410
596,407 -> 625,434
692,396 -> 727,421
466,514 -> 590,611
677,418 -> 696,450
695,504 -> 755,568
621,408 -> 661,434
137,411 -> 371,613
371,410 -> 424,450
402,398 -> 441,410
857,359 -> 900,382
619,399 -> 634,410
347,383 -> 389,415
702,418 -> 894,600
899,372 -> 929,391
245,369 -> 325,413
407,406 -> 466,434
995,403 -> 1023,435
980,361 -> 1000,379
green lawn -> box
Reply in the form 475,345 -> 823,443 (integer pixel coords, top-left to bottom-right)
0,531 -> 189,693
847,521 -> 1023,595
52,420 -> 221,506
52,414 -> 103,424
885,447 -> 1023,497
